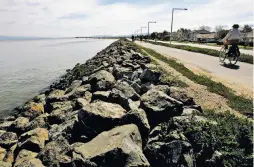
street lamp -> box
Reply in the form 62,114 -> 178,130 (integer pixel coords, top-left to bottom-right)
141,26 -> 147,36
170,8 -> 187,44
136,29 -> 140,37
148,21 -> 156,39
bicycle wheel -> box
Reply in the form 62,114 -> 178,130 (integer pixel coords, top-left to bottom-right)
228,51 -> 240,65
219,47 -> 228,62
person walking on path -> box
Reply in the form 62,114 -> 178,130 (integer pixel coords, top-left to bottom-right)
132,35 -> 134,42
140,35 -> 143,42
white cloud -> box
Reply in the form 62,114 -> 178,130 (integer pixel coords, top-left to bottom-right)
0,0 -> 253,37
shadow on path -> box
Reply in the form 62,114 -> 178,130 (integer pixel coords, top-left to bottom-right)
220,63 -> 240,70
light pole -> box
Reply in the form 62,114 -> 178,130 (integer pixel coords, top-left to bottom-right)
170,8 -> 187,44
136,29 -> 140,37
141,27 -> 146,36
148,21 -> 156,39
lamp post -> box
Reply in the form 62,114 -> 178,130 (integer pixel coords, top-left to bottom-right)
170,8 -> 187,44
141,26 -> 147,36
136,29 -> 140,37
148,21 -> 156,39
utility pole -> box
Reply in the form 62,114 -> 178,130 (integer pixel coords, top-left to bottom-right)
141,26 -> 147,36
148,21 -> 156,39
170,8 -> 187,44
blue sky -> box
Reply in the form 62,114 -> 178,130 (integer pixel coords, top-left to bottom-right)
0,0 -> 253,37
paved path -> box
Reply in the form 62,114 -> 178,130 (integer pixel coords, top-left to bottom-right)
137,41 -> 253,89
150,40 -> 253,56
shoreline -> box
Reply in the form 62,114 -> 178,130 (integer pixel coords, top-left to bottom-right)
0,39 -> 251,167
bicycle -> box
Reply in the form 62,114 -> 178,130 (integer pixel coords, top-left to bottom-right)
219,44 -> 240,65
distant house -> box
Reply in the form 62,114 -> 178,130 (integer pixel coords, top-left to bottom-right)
188,30 -> 212,42
240,30 -> 253,45
196,33 -> 216,43
246,30 -> 253,43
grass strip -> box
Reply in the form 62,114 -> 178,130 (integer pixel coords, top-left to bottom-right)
131,42 -> 253,116
147,41 -> 253,64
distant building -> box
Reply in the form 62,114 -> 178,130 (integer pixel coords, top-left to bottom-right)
196,33 -> 216,43
188,30 -> 211,42
240,30 -> 253,45
246,30 -> 253,43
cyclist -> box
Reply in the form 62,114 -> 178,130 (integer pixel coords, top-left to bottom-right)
222,24 -> 241,55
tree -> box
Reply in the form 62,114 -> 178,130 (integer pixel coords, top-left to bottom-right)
214,25 -> 228,39
162,30 -> 169,37
199,25 -> 211,32
215,25 -> 224,32
151,32 -> 158,39
177,28 -> 191,41
241,24 -> 252,33
216,30 -> 229,40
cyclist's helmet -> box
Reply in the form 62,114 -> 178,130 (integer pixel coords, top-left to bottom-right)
232,24 -> 239,29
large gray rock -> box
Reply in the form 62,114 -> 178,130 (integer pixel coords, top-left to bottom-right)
151,85 -> 171,95
9,117 -> 29,134
170,87 -> 195,106
114,80 -> 140,100
49,113 -> 78,141
18,128 -> 49,152
140,69 -> 161,83
33,94 -> 46,105
13,158 -> 45,167
65,80 -> 82,95
0,132 -> 18,148
48,101 -> 73,124
38,136 -> 70,167
76,98 -> 89,108
72,124 -> 150,167
2,143 -> 17,164
0,146 -> 6,161
78,101 -> 127,137
145,140 -> 194,167
109,88 -> 130,110
0,161 -> 12,167
15,149 -> 38,161
0,121 -> 14,130
22,102 -> 45,120
121,109 -> 150,143
113,65 -> 133,80
26,113 -> 49,131
47,90 -> 67,102
69,84 -> 91,99
88,70 -> 115,91
92,91 -> 111,101
141,89 -> 183,126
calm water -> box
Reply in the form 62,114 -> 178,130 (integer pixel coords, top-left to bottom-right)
0,38 -> 116,117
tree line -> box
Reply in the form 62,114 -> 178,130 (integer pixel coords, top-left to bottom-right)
148,24 -> 252,41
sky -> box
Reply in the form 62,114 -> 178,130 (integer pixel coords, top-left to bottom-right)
0,0 -> 253,37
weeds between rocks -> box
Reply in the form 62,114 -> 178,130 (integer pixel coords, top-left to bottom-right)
186,110 -> 253,166
147,41 -> 253,64
132,43 -> 253,117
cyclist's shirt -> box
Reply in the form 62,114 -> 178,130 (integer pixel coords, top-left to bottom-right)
223,28 -> 241,41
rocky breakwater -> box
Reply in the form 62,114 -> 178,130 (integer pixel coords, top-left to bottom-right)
0,39 -> 239,167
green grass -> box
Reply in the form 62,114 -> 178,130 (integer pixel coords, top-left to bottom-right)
132,43 -> 253,116
147,41 -> 253,64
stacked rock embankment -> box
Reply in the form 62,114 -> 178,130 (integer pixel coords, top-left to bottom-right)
0,39 -> 233,167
